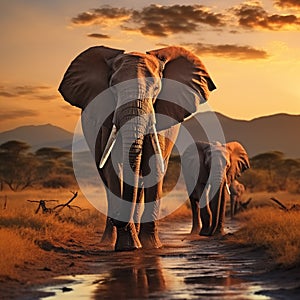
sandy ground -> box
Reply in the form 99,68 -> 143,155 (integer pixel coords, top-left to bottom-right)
1,217 -> 300,300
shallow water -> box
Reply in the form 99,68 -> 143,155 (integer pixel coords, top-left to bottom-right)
40,219 -> 273,300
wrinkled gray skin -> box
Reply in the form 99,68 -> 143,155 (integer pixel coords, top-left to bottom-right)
182,141 -> 250,236
229,180 -> 245,218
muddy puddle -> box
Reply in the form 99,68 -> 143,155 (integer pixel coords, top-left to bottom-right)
39,220 -> 286,299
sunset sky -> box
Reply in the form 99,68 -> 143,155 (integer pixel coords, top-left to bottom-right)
1,0 -> 299,132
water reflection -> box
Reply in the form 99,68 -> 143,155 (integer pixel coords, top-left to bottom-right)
93,254 -> 166,299
39,220 -> 272,300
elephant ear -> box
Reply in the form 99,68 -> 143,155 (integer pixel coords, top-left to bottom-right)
58,46 -> 124,109
226,142 -> 250,185
147,46 -> 216,130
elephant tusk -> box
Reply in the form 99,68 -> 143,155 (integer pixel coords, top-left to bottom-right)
99,124 -> 117,169
150,124 -> 165,174
206,184 -> 211,198
225,183 -> 231,195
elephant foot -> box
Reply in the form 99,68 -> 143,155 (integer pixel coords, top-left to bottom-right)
101,218 -> 117,245
139,222 -> 162,249
199,227 -> 213,236
190,226 -> 201,235
134,223 -> 140,235
214,226 -> 225,236
115,222 -> 142,251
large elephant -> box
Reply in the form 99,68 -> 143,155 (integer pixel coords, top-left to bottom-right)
182,141 -> 250,236
58,45 -> 216,251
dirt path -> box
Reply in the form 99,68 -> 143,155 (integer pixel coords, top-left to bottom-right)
17,218 -> 296,300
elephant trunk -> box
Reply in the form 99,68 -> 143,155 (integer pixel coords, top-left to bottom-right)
200,157 -> 226,236
208,171 -> 224,232
113,100 -> 150,228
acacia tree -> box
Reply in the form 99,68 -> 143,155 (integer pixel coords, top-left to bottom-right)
251,151 -> 284,180
246,151 -> 300,193
276,158 -> 300,190
0,140 -> 40,191
35,147 -> 75,188
250,151 -> 284,191
288,168 -> 300,193
0,142 -> 76,191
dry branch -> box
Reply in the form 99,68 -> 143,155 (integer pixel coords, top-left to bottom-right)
52,191 -> 78,213
270,197 -> 300,212
27,191 -> 81,214
27,199 -> 59,214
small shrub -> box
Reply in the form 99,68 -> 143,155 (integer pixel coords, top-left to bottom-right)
42,175 -> 76,188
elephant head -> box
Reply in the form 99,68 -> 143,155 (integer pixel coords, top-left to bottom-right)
229,180 -> 249,217
203,141 -> 250,235
58,45 -> 216,233
183,141 -> 249,236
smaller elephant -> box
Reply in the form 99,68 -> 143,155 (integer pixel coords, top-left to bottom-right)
182,141 -> 250,236
229,180 -> 252,217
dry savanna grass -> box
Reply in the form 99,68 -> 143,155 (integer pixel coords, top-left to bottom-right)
0,228 -> 44,280
0,188 -> 299,281
230,191 -> 300,268
0,188 -> 106,281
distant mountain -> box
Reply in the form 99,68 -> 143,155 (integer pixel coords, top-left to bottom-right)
181,112 -> 300,158
0,113 -> 299,157
0,124 -> 73,150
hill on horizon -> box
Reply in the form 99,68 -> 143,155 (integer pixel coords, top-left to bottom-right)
0,124 -> 73,150
0,113 -> 299,158
181,112 -> 300,158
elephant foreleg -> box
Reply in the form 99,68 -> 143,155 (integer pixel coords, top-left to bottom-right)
101,200 -> 116,245
138,127 -> 179,248
215,185 -> 228,235
206,188 -> 222,236
190,197 -> 201,234
133,187 -> 144,234
139,181 -> 163,249
100,161 -> 121,245
199,185 -> 213,236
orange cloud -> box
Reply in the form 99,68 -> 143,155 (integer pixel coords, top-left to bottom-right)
72,4 -> 226,37
125,4 -> 225,37
0,85 -> 58,101
187,43 -> 269,60
87,33 -> 110,39
71,6 -> 131,25
274,0 -> 300,9
72,3 -> 300,36
232,2 -> 300,30
0,109 -> 38,121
